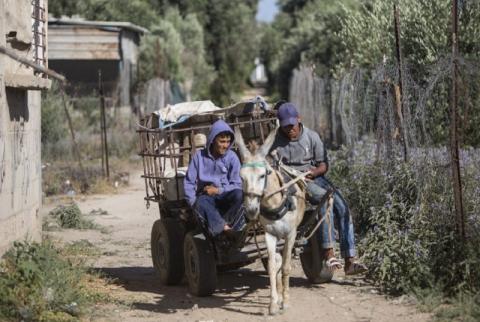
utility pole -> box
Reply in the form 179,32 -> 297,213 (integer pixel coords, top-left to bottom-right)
98,70 -> 110,179
450,0 -> 465,241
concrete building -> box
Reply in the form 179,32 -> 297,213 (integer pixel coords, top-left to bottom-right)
48,18 -> 148,107
0,0 -> 50,256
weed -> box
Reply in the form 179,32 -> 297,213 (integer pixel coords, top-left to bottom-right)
42,202 -> 110,234
62,240 -> 100,261
328,144 -> 480,319
0,240 -> 111,321
89,178 -> 116,194
47,203 -> 102,231
433,293 -> 480,322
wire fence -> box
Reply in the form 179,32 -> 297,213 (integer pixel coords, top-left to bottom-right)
289,55 -> 480,292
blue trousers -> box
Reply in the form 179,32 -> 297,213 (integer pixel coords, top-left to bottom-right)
306,176 -> 356,258
194,189 -> 245,236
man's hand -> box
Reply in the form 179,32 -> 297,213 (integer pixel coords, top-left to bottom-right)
306,170 -> 315,180
306,162 -> 328,180
203,185 -> 220,196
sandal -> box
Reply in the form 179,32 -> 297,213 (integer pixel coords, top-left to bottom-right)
325,257 -> 343,271
344,262 -> 368,276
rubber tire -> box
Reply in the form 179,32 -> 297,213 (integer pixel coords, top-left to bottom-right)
300,236 -> 334,284
184,232 -> 217,296
151,218 -> 185,285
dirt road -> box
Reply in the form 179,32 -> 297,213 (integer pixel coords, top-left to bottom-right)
45,171 -> 430,322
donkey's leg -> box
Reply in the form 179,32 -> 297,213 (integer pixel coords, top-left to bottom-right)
280,231 -> 296,310
275,252 -> 283,306
265,232 -> 280,315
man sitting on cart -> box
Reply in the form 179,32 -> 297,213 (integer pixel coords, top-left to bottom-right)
270,102 -> 367,276
184,119 -> 245,237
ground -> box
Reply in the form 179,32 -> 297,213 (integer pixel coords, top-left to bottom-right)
42,168 -> 431,322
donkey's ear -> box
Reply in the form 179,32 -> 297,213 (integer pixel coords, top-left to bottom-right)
234,127 -> 251,160
258,127 -> 278,158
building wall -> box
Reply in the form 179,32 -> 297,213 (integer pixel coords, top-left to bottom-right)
118,30 -> 139,107
48,26 -> 120,60
0,0 -> 44,256
48,24 -> 141,107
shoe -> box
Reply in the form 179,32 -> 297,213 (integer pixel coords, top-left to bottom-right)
344,262 -> 368,275
325,257 -> 343,272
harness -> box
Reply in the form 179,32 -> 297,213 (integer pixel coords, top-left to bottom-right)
241,161 -> 297,221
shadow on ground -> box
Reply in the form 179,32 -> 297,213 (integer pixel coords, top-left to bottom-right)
95,265 -> 340,316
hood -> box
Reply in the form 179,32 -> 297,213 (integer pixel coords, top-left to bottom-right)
207,119 -> 235,152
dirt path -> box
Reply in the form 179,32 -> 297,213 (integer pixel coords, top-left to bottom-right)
43,170 -> 430,322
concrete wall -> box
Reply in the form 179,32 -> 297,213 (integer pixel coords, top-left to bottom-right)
0,0 -> 44,256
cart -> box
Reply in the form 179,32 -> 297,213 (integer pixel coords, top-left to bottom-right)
138,99 -> 333,296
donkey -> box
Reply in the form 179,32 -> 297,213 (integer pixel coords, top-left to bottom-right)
235,127 -> 307,315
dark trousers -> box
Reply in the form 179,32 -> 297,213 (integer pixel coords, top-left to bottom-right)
194,189 -> 244,236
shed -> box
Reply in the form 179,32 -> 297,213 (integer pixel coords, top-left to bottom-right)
48,18 -> 148,107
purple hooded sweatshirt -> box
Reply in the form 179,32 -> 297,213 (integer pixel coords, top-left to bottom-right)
184,120 -> 242,206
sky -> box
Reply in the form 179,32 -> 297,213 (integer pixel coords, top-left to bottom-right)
256,0 -> 279,23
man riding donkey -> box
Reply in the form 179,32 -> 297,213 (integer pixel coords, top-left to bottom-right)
271,102 -> 367,275
184,120 -> 245,239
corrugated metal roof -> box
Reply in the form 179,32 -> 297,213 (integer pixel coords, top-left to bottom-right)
49,18 -> 149,35
48,26 -> 120,60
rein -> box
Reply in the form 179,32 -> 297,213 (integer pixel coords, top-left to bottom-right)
242,160 -> 298,221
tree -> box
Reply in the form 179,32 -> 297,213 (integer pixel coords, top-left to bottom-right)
137,8 -> 214,100
49,0 -> 160,27
201,1 -> 259,105
260,0 -> 356,97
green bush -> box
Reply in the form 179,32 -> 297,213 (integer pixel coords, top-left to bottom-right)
48,203 -> 98,230
0,241 -> 93,321
329,146 -> 480,296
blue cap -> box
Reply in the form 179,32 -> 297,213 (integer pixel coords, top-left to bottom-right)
277,102 -> 299,127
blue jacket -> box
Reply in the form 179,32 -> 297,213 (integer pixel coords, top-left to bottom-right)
184,120 -> 242,206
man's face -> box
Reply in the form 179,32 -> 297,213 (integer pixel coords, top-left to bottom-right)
213,134 -> 231,155
281,119 -> 301,140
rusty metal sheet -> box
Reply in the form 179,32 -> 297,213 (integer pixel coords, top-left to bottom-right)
48,26 -> 120,60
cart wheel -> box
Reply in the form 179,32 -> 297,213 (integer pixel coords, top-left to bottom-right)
300,236 -> 333,284
151,218 -> 185,285
184,231 -> 217,296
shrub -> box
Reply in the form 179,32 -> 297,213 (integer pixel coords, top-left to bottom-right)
0,241 -> 102,321
329,146 -> 480,296
48,203 -> 98,230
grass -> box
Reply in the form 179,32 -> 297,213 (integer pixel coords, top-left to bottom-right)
41,86 -> 137,198
0,240 -> 112,322
415,289 -> 480,322
42,160 -> 133,197
433,293 -> 480,322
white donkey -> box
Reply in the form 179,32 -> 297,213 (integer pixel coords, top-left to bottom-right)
235,127 -> 307,315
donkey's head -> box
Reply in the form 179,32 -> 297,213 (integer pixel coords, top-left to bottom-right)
235,127 -> 277,221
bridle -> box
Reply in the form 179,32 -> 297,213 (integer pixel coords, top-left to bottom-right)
240,161 -> 271,199
241,160 -> 295,221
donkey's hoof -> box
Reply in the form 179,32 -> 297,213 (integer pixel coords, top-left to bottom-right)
269,303 -> 280,315
281,301 -> 289,311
